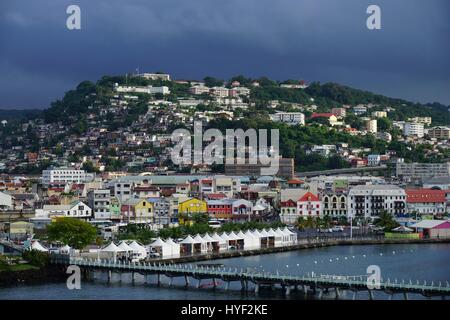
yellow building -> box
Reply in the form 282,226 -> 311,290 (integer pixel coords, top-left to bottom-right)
122,198 -> 154,223
178,198 -> 207,225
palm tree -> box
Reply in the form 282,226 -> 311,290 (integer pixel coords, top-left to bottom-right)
375,210 -> 399,231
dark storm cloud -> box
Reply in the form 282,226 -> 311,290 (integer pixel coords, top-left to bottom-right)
0,0 -> 449,109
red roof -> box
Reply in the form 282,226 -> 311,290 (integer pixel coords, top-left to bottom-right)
281,199 -> 296,207
205,193 -> 227,200
406,189 -> 446,203
310,113 -> 335,119
287,179 -> 304,184
298,192 -> 320,202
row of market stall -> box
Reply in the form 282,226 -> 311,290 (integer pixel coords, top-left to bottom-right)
149,227 -> 297,258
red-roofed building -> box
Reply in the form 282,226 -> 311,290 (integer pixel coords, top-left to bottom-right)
204,193 -> 227,200
280,199 -> 298,224
406,189 -> 446,216
297,192 -> 322,218
287,179 -> 304,189
310,113 -> 335,119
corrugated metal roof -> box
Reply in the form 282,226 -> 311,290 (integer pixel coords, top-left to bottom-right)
410,220 -> 448,229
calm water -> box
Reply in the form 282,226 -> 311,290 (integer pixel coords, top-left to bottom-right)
1,243 -> 449,300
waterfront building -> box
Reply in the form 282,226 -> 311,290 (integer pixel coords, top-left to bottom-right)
322,193 -> 347,218
279,199 -> 298,224
406,189 -> 446,216
348,185 -> 406,219
297,192 -> 322,219
410,220 -> 450,239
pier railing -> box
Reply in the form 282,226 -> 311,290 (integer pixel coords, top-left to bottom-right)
50,255 -> 450,296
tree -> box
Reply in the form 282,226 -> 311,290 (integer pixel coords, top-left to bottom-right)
374,211 -> 399,231
47,217 -> 97,249
204,76 -> 224,87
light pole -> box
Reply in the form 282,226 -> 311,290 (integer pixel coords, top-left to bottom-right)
349,215 -> 353,239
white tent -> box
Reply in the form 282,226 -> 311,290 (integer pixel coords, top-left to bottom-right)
193,234 -> 208,252
149,238 -> 172,257
227,231 -> 240,241
179,235 -> 198,254
117,241 -> 134,255
165,238 -> 181,257
231,231 -> 245,240
283,227 -> 297,243
392,226 -> 414,233
31,241 -> 48,252
128,241 -> 147,260
266,228 -> 283,247
100,242 -> 125,262
276,227 -> 291,244
251,229 -> 265,241
260,229 -> 272,238
202,234 -> 218,252
211,233 -> 228,251
243,230 -> 260,249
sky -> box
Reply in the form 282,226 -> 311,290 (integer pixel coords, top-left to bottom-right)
0,0 -> 449,109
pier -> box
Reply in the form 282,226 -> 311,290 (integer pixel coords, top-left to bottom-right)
51,255 -> 450,300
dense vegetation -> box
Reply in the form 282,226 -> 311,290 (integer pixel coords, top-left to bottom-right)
2,74 -> 450,174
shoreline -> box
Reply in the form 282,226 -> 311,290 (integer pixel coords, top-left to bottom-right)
0,264 -> 67,287
156,238 -> 450,264
1,238 -> 448,287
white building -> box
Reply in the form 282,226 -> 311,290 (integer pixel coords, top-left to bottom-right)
353,105 -> 367,115
367,154 -> 381,166
41,201 -> 92,220
408,117 -> 431,125
42,168 -> 88,186
366,119 -> 377,133
189,86 -> 210,95
0,192 -> 13,210
114,84 -> 170,95
348,185 -> 406,219
269,112 -> 305,126
88,189 -> 111,220
404,122 -> 424,138
396,162 -> 450,180
322,194 -> 347,218
137,73 -> 170,81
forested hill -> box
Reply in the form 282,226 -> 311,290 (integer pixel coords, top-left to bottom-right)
2,75 -> 449,126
